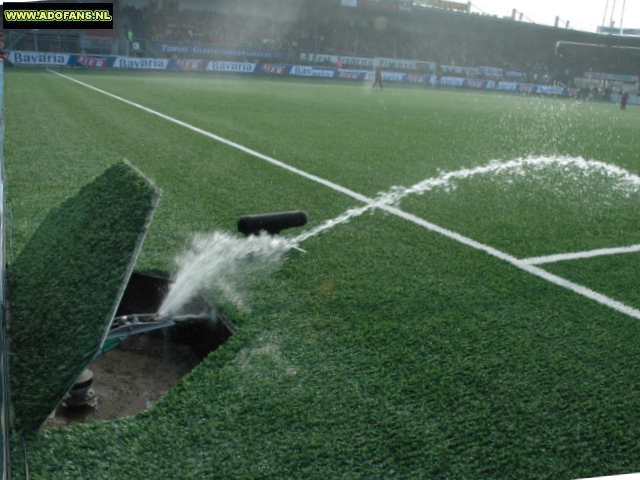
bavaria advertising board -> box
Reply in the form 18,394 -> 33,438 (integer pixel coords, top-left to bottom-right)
8,51 -> 70,65
112,57 -> 169,69
289,66 -> 335,77
206,61 -> 257,72
4,49 -> 582,98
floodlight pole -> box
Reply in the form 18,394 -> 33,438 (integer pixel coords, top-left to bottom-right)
609,0 -> 617,27
601,0 -> 610,29
619,0 -> 627,34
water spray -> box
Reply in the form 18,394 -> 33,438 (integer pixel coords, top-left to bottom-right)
155,211 -> 310,317
103,210 -> 311,346
151,156 -> 640,335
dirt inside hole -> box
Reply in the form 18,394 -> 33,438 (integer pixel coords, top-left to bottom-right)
42,271 -> 236,429
43,332 -> 199,428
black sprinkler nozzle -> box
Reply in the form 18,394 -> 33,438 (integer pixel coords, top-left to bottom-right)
237,211 -> 309,236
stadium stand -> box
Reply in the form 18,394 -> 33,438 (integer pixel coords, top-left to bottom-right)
115,0 -> 639,86
2,0 -> 639,88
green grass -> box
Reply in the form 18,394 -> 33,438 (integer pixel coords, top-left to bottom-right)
4,68 -> 640,478
8,161 -> 159,432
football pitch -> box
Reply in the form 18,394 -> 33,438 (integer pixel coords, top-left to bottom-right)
5,68 -> 640,478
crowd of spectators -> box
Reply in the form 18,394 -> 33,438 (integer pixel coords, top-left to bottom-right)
119,1 -> 638,85
121,1 -> 288,50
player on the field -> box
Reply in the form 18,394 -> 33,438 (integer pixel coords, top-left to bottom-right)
372,66 -> 383,90
620,90 -> 629,110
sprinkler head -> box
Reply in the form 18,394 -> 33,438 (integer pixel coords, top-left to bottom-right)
63,369 -> 96,408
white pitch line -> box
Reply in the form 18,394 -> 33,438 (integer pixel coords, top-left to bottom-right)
46,69 -> 371,205
48,69 -> 640,322
522,244 -> 640,265
378,207 -> 640,320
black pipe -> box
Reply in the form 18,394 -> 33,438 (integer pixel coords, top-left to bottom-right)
237,211 -> 309,236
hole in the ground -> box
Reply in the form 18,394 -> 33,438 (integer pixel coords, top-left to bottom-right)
43,271 -> 236,429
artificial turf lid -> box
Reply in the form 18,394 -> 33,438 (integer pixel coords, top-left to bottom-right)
8,161 -> 160,432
